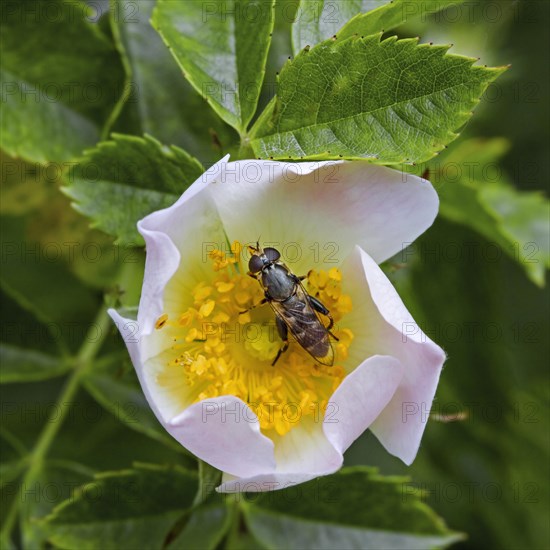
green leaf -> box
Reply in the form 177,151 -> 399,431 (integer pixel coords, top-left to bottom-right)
0,0 -> 124,163
152,0 -> 276,133
0,344 -> 70,384
0,69 -> 99,164
111,0 -> 237,164
226,530 -> 267,550
478,184 -> 549,286
292,0 -> 371,54
20,460 -> 95,549
428,138 -> 549,286
332,1 -> 463,48
42,464 -> 198,549
0,151 -> 128,290
250,34 -> 506,162
0,428 -> 28,488
0,216 -> 99,337
81,355 -> 184,452
242,467 -> 463,550
196,460 -> 223,505
292,0 -> 465,54
64,134 -> 204,245
168,495 -> 231,550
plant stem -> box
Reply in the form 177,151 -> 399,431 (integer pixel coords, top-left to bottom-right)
237,133 -> 254,160
225,497 -> 244,549
0,307 -> 112,543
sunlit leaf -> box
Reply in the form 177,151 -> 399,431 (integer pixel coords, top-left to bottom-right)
251,35 -> 506,162
292,0 -> 464,54
64,134 -> 203,245
153,0 -> 276,133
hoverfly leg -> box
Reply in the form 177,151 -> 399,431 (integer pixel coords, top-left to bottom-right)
239,297 -> 268,315
272,316 -> 289,366
308,295 -> 339,341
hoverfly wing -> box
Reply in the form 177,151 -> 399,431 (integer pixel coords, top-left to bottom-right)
269,283 -> 334,366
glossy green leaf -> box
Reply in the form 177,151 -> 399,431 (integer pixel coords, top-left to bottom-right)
251,34 -> 505,162
292,1 -> 464,54
243,467 -> 463,550
64,134 -> 203,245
0,0 -> 124,163
111,0 -> 236,164
152,0 -> 276,133
0,344 -> 70,384
41,464 -> 198,549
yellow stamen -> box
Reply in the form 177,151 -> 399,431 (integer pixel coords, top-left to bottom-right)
156,242 -> 354,440
155,314 -> 168,329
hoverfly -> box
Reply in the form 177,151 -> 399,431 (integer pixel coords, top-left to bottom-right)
243,242 -> 338,366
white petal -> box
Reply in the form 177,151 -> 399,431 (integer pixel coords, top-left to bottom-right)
208,161 -> 438,273
168,396 -> 275,478
108,308 -> 167,424
218,471 -> 325,493
136,156 -> 230,337
342,246 -> 445,464
324,355 -> 404,454
217,417 -> 342,492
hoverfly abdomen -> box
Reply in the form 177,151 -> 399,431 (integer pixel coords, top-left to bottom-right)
245,242 -> 337,366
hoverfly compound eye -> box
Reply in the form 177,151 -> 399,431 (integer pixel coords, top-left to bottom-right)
248,254 -> 264,274
264,247 -> 281,262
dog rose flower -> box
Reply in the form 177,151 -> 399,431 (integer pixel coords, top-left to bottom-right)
109,157 -> 445,492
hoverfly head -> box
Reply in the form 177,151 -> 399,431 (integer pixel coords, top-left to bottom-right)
247,242 -> 281,274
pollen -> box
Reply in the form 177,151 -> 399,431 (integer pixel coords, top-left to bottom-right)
156,242 -> 354,440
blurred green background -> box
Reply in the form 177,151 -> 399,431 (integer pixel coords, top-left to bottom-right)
1,1 -> 548,548
347,2 -> 550,549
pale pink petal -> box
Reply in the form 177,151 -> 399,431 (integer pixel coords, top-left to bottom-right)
218,471 -> 328,493
134,230 -> 180,338
136,156 -> 230,336
108,308 -> 166,425
208,161 -> 438,273
324,355 -> 404,454
347,246 -> 446,464
217,417 -> 343,492
169,396 -> 275,478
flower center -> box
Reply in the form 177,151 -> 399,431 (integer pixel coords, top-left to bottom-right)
155,242 -> 354,438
